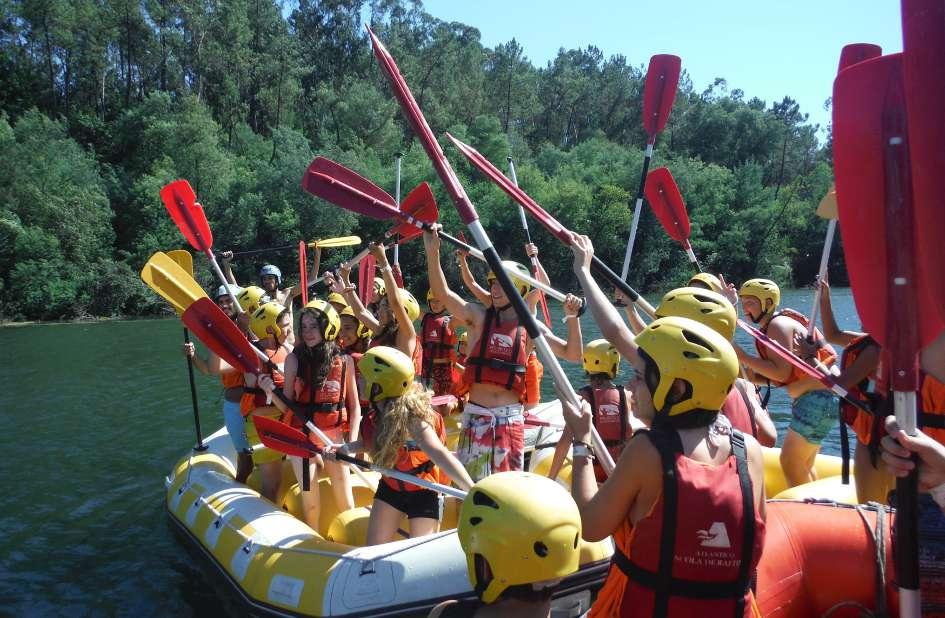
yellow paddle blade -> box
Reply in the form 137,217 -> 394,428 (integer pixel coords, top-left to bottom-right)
308,235 -> 361,248
816,184 -> 838,219
140,251 -> 208,315
166,249 -> 194,276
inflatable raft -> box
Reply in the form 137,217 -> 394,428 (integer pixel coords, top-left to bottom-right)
165,419 -> 612,617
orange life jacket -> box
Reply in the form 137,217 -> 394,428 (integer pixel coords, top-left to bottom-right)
838,335 -> 887,445
240,344 -> 289,416
420,311 -> 457,378
461,306 -> 528,395
754,309 -> 837,387
920,373 -> 945,446
612,429 -> 764,618
287,353 -> 348,430
360,408 -> 449,491
220,368 -> 244,389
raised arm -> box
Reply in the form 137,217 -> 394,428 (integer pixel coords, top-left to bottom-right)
455,248 -> 491,306
569,233 -> 639,364
540,294 -> 584,363
372,243 -> 416,356
220,251 -> 238,285
329,267 -> 381,334
424,229 -> 483,325
817,278 -> 859,346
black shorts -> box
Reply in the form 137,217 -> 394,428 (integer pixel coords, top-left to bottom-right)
374,481 -> 442,520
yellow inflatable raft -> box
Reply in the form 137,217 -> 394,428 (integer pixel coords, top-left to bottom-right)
165,426 -> 612,616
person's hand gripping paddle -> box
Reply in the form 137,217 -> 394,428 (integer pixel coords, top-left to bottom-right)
620,54 -> 681,282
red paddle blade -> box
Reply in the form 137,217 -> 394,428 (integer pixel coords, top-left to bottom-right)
359,254 -> 377,306
903,0 -> 945,332
834,53 -> 925,390
446,133 -> 570,243
367,27 -> 479,225
838,43 -> 882,72
252,415 -> 318,458
182,298 -> 261,375
387,182 -> 439,241
161,180 -> 213,252
644,167 -> 691,244
302,157 -> 399,220
642,54 -> 681,140
299,240 -> 308,305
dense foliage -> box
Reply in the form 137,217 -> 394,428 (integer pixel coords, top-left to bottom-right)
0,0 -> 840,320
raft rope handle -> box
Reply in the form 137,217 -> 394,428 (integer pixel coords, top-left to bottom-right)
856,501 -> 889,618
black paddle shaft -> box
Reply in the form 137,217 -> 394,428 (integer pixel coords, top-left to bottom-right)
183,328 -> 207,451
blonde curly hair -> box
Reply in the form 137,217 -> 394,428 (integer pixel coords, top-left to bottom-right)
370,384 -> 436,469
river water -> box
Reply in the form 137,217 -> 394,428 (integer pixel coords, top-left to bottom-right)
0,287 -> 861,615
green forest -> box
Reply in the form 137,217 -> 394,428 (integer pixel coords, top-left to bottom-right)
0,0 -> 840,321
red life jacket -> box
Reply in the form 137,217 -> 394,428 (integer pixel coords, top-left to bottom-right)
920,373 -> 945,446
360,408 -> 449,492
288,353 -> 348,430
754,309 -> 837,387
221,369 -> 244,389
420,311 -> 458,379
240,344 -> 289,416
838,335 -> 886,443
461,306 -> 528,395
613,429 -> 764,618
722,385 -> 758,440
579,385 -> 630,457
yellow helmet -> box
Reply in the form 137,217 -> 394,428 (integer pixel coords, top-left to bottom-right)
301,299 -> 341,341
373,277 -> 386,297
739,278 -> 780,317
634,316 -> 738,416
250,302 -> 287,341
687,272 -> 724,294
339,306 -> 371,340
237,285 -> 268,313
487,261 -> 531,297
395,288 -> 421,322
458,471 -> 581,604
656,287 -> 737,340
358,346 -> 415,402
326,291 -> 347,308
426,288 -> 435,302
582,339 -> 621,379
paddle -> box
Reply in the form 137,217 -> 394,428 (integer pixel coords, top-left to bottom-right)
367,26 -> 616,476
229,236 -> 362,257
252,414 -> 466,499
833,52 -> 928,617
902,0 -> 945,335
508,156 -> 553,327
643,166 -> 701,271
303,160 -> 575,307
391,152 -> 405,287
620,54 -> 682,282
359,254 -> 377,306
446,133 -> 657,318
299,240 -> 308,305
736,319 -> 872,415
163,249 -> 207,452
160,180 -> 241,311
140,251 -> 208,314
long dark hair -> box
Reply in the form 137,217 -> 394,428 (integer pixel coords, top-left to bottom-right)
294,307 -> 340,393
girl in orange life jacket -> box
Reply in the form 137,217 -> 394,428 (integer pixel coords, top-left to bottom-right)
420,288 -> 459,396
562,317 -> 767,618
338,304 -> 372,412
567,232 -> 766,617
240,302 -> 293,502
794,277 -> 892,503
259,300 -> 360,531
424,227 -> 583,481
183,284 -> 256,483
549,339 -> 645,483
328,346 -> 473,545
657,287 -> 778,448
733,278 -> 838,488
327,243 -> 419,363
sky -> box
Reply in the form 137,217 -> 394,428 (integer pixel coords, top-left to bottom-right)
419,0 -> 903,140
